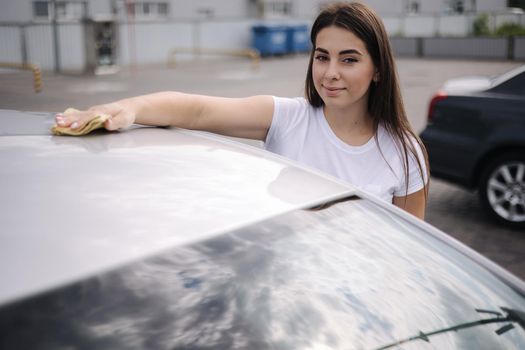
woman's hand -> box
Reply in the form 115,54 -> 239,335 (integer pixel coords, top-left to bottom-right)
54,102 -> 136,131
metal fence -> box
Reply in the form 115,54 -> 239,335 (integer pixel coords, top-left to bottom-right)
0,23 -> 85,72
422,37 -> 509,60
515,37 -> 525,60
390,37 -> 525,60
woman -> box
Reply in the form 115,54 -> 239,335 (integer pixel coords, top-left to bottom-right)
54,2 -> 429,218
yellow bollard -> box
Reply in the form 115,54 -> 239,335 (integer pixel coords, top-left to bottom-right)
26,64 -> 42,93
168,48 -> 261,71
0,62 -> 43,93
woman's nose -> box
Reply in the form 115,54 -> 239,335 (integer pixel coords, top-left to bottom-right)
325,62 -> 340,80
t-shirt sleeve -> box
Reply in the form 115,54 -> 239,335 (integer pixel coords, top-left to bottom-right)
394,138 -> 429,197
265,96 -> 308,147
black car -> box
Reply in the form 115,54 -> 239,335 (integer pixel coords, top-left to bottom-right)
421,65 -> 525,229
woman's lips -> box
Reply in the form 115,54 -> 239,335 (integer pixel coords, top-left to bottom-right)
323,86 -> 345,97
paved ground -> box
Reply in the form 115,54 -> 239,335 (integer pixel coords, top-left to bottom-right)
1,55 -> 524,279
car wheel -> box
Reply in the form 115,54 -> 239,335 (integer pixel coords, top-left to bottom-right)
479,153 -> 525,229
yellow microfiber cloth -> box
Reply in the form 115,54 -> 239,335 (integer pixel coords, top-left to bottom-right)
51,108 -> 110,136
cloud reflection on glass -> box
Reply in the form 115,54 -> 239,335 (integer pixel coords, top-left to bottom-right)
1,200 -> 524,349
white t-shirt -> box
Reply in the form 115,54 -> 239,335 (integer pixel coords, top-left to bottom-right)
264,96 -> 428,202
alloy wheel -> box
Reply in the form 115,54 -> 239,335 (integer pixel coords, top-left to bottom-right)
486,162 -> 525,223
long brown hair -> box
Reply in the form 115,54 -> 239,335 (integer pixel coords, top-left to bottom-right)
305,2 -> 429,203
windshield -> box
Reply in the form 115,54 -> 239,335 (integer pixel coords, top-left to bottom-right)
1,199 -> 524,349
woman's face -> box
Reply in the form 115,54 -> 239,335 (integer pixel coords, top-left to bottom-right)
312,25 -> 377,113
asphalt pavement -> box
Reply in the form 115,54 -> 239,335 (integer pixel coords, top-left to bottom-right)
1,55 -> 523,279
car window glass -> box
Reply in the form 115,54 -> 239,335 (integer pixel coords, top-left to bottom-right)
491,71 -> 525,96
1,199 -> 525,349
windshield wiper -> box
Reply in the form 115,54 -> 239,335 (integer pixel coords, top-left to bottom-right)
374,307 -> 525,350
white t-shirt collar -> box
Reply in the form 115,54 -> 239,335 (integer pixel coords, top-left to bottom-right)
317,107 -> 379,154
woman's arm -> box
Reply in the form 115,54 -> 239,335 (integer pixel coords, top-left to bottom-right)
392,188 -> 426,220
55,92 -> 274,141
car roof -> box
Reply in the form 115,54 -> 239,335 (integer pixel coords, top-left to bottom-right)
0,109 -> 355,305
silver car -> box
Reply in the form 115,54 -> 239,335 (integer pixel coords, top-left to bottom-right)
1,109 -> 525,349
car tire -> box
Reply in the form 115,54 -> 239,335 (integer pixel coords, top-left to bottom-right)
479,152 -> 525,229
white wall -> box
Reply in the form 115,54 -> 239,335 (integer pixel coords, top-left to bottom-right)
118,22 -> 193,65
0,26 -> 23,62
292,0 -> 320,19
200,20 -> 254,49
381,17 -> 403,35
362,0 -> 405,15
439,15 -> 470,36
116,19 -> 267,65
58,23 -> 86,71
404,16 -> 437,37
418,1 -> 442,14
477,0 -> 508,12
87,0 -> 113,17
494,13 -> 524,28
0,0 -> 32,22
169,0 -> 249,19
26,25 -> 54,70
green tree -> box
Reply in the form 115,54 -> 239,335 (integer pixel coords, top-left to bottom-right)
495,22 -> 525,36
472,13 -> 491,36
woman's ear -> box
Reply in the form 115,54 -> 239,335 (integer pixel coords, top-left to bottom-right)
373,71 -> 379,82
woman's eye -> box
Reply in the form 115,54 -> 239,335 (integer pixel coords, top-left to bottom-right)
342,57 -> 358,64
314,55 -> 328,62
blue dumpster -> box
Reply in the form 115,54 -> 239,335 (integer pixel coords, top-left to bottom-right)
251,25 -> 288,56
286,25 -> 310,53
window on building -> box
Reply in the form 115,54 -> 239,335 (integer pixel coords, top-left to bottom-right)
128,2 -> 169,19
142,3 -> 151,16
158,3 -> 168,16
407,1 -> 420,14
33,1 -> 86,20
447,0 -> 465,14
196,8 -> 215,19
33,1 -> 50,18
55,2 -> 67,18
262,0 -> 293,17
65,2 -> 85,19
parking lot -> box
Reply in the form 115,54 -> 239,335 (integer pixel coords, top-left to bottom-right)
1,55 -> 523,279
